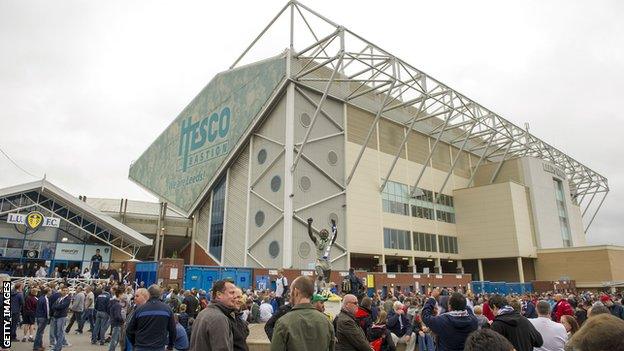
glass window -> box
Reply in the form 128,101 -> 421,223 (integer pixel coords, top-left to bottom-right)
209,177 -> 226,261
382,180 -> 410,216
438,235 -> 459,254
413,232 -> 438,252
383,228 -> 411,250
553,178 -> 572,247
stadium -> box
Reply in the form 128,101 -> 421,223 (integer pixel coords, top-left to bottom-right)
127,1 -> 616,287
1,2 -> 620,291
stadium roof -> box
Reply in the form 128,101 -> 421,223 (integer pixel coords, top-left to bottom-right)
0,179 -> 152,257
226,1 -> 609,233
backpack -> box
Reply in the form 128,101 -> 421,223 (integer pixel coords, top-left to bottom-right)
370,337 -> 383,351
367,324 -> 386,351
341,277 -> 351,294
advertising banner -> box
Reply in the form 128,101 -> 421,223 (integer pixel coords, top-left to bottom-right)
129,56 -> 286,214
54,243 -> 85,261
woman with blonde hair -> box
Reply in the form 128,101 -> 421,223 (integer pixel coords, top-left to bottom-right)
560,314 -> 579,338
366,310 -> 396,351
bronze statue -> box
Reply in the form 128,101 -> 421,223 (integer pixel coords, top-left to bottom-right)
307,217 -> 337,292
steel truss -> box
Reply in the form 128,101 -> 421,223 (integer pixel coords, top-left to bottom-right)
0,190 -> 142,258
232,1 -> 609,233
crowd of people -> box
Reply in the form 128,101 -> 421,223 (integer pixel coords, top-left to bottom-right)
8,267 -> 624,351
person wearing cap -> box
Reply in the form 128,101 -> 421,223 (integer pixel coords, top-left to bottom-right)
312,294 -> 332,321
600,294 -> 624,320
270,276 -> 334,351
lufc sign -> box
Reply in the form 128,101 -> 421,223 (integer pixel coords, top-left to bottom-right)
7,211 -> 60,230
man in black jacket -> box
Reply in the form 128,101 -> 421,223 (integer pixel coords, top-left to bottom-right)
51,286 -> 71,351
182,290 -> 200,318
421,289 -> 478,351
91,286 -> 111,345
108,287 -> 125,351
126,284 -> 176,351
489,294 -> 543,351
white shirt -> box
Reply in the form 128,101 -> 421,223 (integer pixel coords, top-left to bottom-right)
275,276 -> 288,298
259,302 -> 273,322
35,267 -> 47,278
529,316 -> 567,351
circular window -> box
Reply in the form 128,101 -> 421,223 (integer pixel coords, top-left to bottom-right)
269,241 -> 280,258
298,242 -> 311,259
328,213 -> 339,226
300,113 -> 311,128
257,149 -> 267,165
327,150 -> 338,165
299,176 -> 311,192
270,175 -> 281,192
254,211 -> 265,227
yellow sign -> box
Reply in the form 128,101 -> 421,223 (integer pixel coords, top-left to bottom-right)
366,274 -> 375,288
25,211 -> 44,230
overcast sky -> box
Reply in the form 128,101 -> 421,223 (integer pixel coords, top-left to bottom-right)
1,0 -> 622,245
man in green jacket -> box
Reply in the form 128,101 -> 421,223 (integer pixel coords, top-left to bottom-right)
271,276 -> 335,351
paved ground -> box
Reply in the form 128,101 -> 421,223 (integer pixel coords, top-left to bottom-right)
10,323 -> 270,351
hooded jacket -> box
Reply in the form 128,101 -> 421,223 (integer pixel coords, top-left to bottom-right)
551,299 -> 574,322
421,297 -> 478,351
491,309 -> 543,351
354,306 -> 373,333
366,323 -> 396,351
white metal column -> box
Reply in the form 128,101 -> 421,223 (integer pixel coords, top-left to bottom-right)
477,259 -> 484,281
283,59 -> 295,269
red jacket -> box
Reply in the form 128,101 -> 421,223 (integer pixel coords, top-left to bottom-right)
24,295 -> 38,314
553,299 -> 574,322
483,302 -> 495,321
355,306 -> 373,332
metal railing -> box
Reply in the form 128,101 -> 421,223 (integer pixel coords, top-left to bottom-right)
8,276 -> 112,292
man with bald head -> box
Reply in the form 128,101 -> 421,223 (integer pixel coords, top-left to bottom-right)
122,288 -> 149,350
271,276 -> 334,351
334,294 -> 372,351
126,285 -> 176,351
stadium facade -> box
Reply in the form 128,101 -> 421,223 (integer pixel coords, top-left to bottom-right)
126,2 -> 615,287
2,2 -> 615,289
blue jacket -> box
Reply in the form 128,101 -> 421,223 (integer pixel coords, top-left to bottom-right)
52,295 -> 71,318
387,311 -> 412,337
421,297 -> 478,351
49,291 -> 60,313
95,291 -> 111,313
10,290 -> 24,314
35,295 -> 50,319
174,323 -> 189,350
126,298 -> 176,349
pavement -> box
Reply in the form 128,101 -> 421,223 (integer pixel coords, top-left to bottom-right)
10,323 -> 271,351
